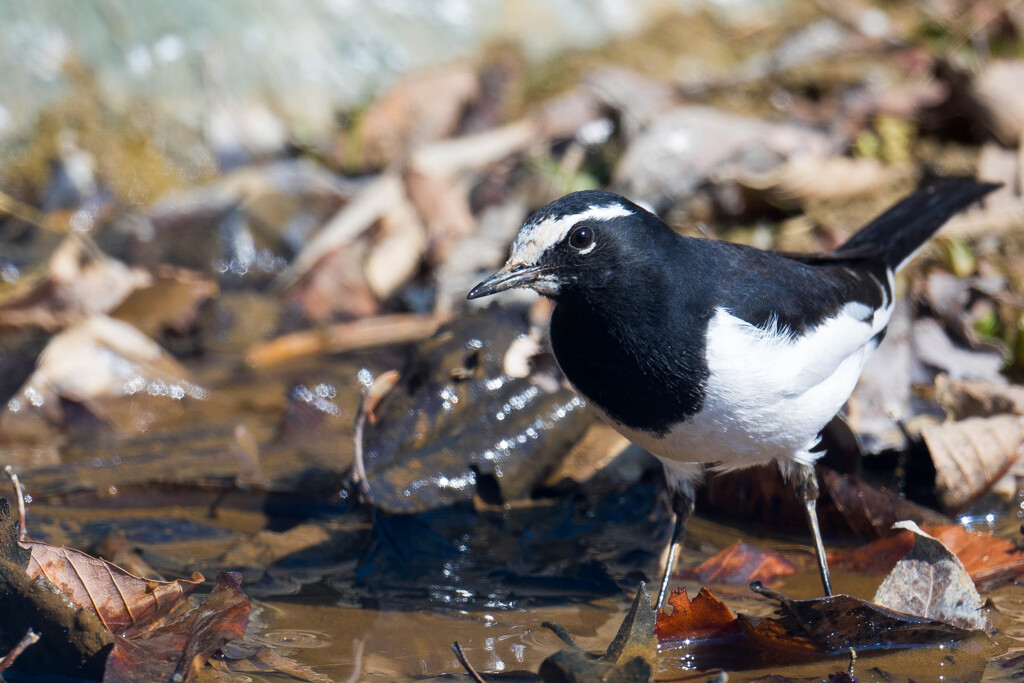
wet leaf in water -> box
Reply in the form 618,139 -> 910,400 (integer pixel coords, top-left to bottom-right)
102,571 -> 250,683
680,542 -> 797,587
873,521 -> 988,630
655,587 -> 740,644
921,414 -> 1024,511
539,582 -> 656,683
741,583 -> 981,654
23,537 -> 204,635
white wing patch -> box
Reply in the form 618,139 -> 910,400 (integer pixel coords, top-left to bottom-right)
510,203 -> 633,266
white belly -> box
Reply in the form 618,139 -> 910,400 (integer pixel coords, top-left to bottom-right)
592,301 -> 892,487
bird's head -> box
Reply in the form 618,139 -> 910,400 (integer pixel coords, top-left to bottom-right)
468,190 -> 662,302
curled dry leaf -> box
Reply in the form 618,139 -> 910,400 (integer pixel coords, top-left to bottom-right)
23,539 -> 204,635
680,542 -> 797,587
921,414 -> 1024,511
363,188 -> 427,299
103,571 -> 250,683
873,521 -> 988,631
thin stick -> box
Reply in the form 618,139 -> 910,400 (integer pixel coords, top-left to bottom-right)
245,314 -> 444,368
0,629 -> 40,673
4,466 -> 27,541
452,642 -> 486,683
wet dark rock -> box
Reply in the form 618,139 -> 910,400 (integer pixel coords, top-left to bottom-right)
359,308 -> 593,514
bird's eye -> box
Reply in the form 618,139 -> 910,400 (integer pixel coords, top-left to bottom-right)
568,224 -> 594,250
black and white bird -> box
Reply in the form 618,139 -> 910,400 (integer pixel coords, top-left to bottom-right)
468,177 -> 997,606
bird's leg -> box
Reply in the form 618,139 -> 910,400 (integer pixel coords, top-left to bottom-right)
657,484 -> 695,609
791,463 -> 833,596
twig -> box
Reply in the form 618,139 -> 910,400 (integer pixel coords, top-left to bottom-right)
848,647 -> 858,676
4,466 -> 27,541
245,314 -> 444,368
342,637 -> 365,683
0,629 -> 40,673
452,642 -> 486,683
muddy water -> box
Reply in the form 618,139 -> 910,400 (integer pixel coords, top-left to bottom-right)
5,339 -> 1024,681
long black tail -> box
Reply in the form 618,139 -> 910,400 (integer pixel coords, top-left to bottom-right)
835,178 -> 1000,271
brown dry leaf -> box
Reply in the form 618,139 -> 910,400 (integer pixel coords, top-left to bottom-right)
543,422 -> 632,487
363,190 -> 427,300
110,265 -> 218,337
287,240 -> 379,322
922,414 -> 1024,511
680,542 -> 797,587
655,587 -> 740,643
103,571 -> 250,683
23,539 -> 203,635
873,521 -> 988,630
340,64 -> 479,169
913,317 -> 1005,383
0,236 -> 151,333
935,374 -> 1024,420
2,315 -> 207,431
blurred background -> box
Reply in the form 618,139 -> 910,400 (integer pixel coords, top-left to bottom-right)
2,1 -> 1024,681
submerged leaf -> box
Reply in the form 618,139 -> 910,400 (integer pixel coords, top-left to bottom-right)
680,542 -> 797,587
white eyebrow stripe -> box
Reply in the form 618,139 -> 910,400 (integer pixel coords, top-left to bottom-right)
510,203 -> 634,265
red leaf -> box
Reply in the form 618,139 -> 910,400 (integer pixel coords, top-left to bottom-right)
655,587 -> 740,643
681,542 -> 797,586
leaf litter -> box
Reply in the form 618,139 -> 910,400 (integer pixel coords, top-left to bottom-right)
4,2 -> 1024,680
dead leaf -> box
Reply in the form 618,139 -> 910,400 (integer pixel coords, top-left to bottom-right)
921,414 -> 1024,511
23,539 -> 203,635
103,571 -> 250,683
873,521 -> 988,630
2,315 -> 207,432
833,523 -> 1024,592
818,467 -> 950,537
110,265 -> 218,337
680,542 -> 797,587
740,156 -> 904,209
540,583 -> 656,683
404,169 -> 475,264
0,236 -> 152,333
935,374 -> 1024,420
338,64 -> 479,170
655,587 -> 740,644
363,189 -> 427,299
287,240 -> 379,322
972,60 -> 1024,144
742,583 -> 981,654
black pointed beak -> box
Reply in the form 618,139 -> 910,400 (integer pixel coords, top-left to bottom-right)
467,263 -> 546,300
